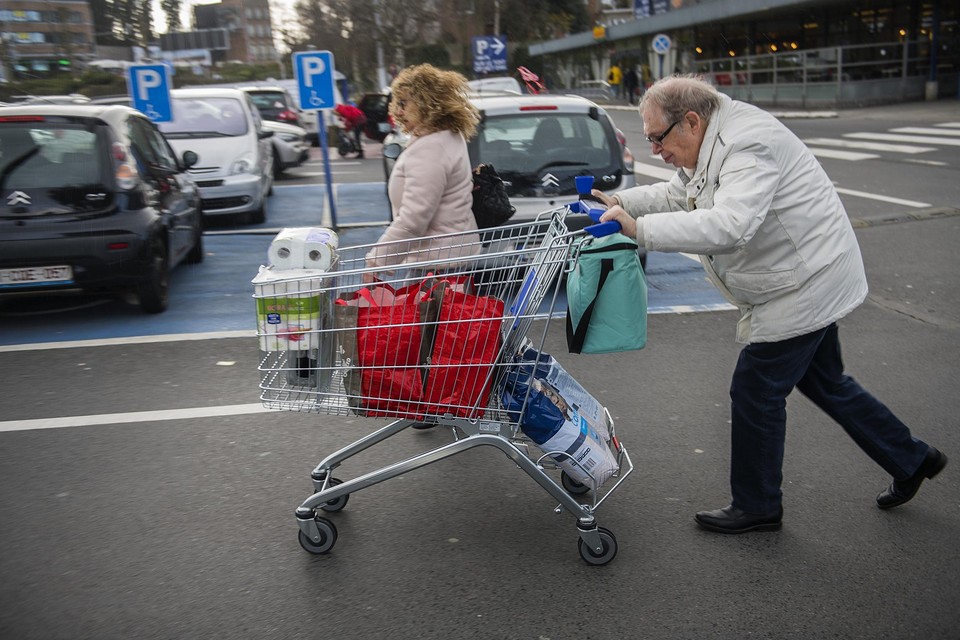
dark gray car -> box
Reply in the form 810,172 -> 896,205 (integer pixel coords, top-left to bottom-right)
0,104 -> 203,313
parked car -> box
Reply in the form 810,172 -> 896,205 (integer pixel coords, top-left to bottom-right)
262,119 -> 309,177
19,93 -> 92,105
467,77 -> 523,94
159,87 -> 274,225
0,103 -> 203,313
383,93 -> 636,214
382,92 -> 642,264
239,85 -> 302,127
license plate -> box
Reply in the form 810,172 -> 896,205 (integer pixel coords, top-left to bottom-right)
0,265 -> 74,288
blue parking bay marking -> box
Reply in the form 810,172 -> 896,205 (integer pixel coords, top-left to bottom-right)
0,184 -> 731,348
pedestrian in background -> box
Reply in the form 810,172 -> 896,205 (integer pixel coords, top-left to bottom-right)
593,74 -> 947,534
607,63 -> 623,100
333,102 -> 366,158
623,65 -> 639,105
365,63 -> 481,272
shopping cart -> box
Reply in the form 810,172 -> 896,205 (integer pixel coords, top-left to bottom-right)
253,205 -> 634,565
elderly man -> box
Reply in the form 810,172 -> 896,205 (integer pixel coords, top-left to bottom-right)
595,75 -> 946,534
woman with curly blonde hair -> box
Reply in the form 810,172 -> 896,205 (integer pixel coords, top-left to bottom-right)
366,64 -> 481,270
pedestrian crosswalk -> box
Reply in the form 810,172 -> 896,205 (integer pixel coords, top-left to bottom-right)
632,121 -> 958,192
804,122 -> 960,159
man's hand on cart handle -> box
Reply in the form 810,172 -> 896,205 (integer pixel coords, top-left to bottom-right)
589,189 -> 617,208
599,205 -> 638,240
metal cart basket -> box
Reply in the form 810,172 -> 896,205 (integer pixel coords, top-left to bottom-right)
253,205 -> 634,565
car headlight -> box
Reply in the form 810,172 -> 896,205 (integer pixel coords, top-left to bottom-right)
278,133 -> 300,143
230,157 -> 253,175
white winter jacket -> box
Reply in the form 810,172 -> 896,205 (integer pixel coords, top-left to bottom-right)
618,94 -> 868,343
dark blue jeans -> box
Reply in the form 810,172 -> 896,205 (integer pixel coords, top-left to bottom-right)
729,322 -> 929,514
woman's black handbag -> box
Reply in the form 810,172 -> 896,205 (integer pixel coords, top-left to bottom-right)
471,163 -> 515,229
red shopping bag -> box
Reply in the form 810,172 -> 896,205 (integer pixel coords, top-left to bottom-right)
337,281 -> 431,418
423,287 -> 505,418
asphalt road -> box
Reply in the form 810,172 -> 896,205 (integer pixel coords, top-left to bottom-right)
1,99 -> 959,640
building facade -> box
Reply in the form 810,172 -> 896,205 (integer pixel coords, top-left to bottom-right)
0,0 -> 95,79
532,0 -> 958,106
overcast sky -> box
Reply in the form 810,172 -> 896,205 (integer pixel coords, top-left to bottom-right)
152,0 -> 297,34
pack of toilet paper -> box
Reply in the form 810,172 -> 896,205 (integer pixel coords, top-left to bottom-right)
253,264 -> 333,352
267,227 -> 339,272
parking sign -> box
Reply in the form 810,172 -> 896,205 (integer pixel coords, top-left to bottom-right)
293,51 -> 336,110
127,64 -> 172,122
472,36 -> 507,74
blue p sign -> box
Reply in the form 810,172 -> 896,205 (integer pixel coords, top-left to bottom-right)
127,64 -> 172,122
293,50 -> 336,111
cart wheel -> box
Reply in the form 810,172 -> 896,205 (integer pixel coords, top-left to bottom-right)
319,477 -> 349,513
298,516 -> 338,555
561,471 -> 591,495
578,527 -> 618,566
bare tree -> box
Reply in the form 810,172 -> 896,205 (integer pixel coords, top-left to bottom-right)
160,0 -> 182,33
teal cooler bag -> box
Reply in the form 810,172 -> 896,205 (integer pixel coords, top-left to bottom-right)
565,233 -> 648,354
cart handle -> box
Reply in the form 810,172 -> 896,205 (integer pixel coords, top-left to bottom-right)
583,204 -> 621,237
567,200 -> 622,237
583,220 -> 622,237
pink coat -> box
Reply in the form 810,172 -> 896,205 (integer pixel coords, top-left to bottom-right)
367,129 -> 479,268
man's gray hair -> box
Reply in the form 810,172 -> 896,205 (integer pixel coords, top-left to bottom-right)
640,74 -> 721,124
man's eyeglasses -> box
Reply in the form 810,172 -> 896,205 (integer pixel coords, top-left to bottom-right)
645,119 -> 681,146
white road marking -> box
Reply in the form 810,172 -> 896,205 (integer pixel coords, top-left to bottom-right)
834,187 -> 931,208
0,330 -> 252,353
845,133 -> 960,147
808,147 -> 879,161
903,158 -> 949,167
803,138 -> 935,154
634,160 -> 676,180
0,404 -> 272,433
890,127 -> 960,137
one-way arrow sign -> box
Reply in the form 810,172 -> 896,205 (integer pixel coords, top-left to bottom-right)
472,35 -> 508,74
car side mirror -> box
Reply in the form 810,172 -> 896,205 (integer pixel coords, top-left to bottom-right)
259,130 -> 274,139
181,150 -> 198,169
383,142 -> 403,160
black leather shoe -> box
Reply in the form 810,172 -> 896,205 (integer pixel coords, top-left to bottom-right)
877,447 -> 947,509
695,505 -> 783,534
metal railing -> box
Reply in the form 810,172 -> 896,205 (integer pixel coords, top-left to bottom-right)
694,40 -> 956,107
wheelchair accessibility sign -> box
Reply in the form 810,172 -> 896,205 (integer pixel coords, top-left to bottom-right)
127,64 -> 172,122
293,50 -> 336,111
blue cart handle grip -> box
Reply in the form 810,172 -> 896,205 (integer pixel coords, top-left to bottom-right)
587,207 -> 606,223
584,220 -> 621,237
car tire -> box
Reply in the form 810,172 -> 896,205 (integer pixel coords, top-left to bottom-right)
272,152 -> 283,178
138,236 -> 169,314
185,222 -> 204,265
248,202 -> 266,225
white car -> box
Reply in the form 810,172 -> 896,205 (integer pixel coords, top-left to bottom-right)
383,93 -> 643,264
159,87 -> 274,225
262,120 -> 309,177
384,93 -> 636,220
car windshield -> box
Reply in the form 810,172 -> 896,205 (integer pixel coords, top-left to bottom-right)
469,112 -> 619,197
247,92 -> 287,111
0,122 -> 103,190
159,97 -> 249,137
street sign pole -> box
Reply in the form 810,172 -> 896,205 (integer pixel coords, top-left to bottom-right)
316,116 -> 336,227
293,50 -> 338,228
